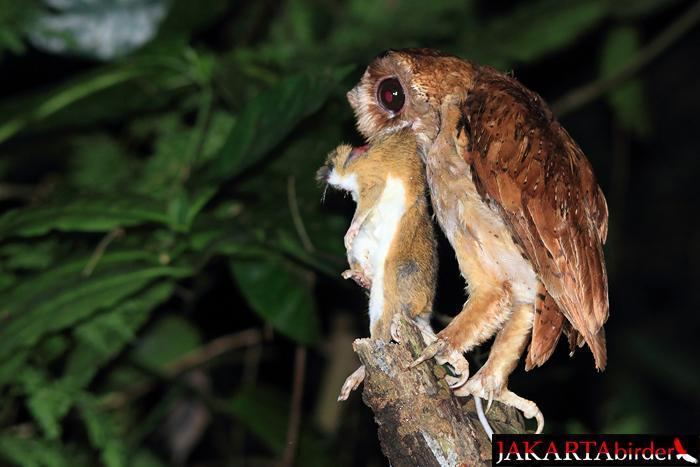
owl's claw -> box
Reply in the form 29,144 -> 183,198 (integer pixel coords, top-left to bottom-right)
455,366 -> 544,434
486,391 -> 494,413
410,336 -> 469,388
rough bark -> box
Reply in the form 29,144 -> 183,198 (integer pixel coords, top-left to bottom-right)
353,316 -> 526,467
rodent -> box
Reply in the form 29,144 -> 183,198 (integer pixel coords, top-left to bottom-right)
317,129 -> 438,400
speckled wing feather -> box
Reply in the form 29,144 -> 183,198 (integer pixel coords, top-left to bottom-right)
458,67 -> 609,369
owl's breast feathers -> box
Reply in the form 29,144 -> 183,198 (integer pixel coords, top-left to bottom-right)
457,66 -> 609,370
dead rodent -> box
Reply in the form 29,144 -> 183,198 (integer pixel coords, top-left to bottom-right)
317,129 -> 438,400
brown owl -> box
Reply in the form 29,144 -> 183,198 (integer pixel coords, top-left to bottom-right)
347,48 -> 609,433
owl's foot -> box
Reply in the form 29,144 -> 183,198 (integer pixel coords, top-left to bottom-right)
455,366 -> 544,434
341,269 -> 371,289
337,365 -> 365,401
411,337 -> 469,389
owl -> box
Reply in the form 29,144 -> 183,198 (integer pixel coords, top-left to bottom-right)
347,49 -> 609,433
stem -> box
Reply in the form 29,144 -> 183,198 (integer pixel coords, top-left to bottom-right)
280,345 -> 306,467
552,1 -> 700,116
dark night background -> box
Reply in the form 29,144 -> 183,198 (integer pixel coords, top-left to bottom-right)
0,1 -> 698,466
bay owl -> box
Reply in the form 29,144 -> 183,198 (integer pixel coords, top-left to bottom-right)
347,49 -> 609,433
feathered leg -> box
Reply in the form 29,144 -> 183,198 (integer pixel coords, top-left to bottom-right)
412,283 -> 513,388
455,303 -> 544,433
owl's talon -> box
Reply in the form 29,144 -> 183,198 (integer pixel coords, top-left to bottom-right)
410,337 -> 470,389
446,372 -> 469,389
457,369 -> 545,434
486,392 -> 494,413
499,389 -> 545,434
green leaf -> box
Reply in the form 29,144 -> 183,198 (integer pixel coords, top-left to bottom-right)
600,26 -> 651,136
230,254 -> 319,344
203,66 -> 352,183
64,281 -> 175,388
132,316 -> 201,371
20,368 -> 74,439
67,134 -> 136,192
0,435 -> 74,467
230,386 -> 331,466
230,387 -> 288,453
0,255 -> 190,361
12,283 -> 174,439
0,1 -> 38,57
0,194 -> 171,238
78,397 -> 126,467
0,350 -> 28,386
0,65 -> 148,144
0,240 -> 61,271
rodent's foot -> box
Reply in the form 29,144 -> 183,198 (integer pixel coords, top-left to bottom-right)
341,269 -> 371,289
337,365 -> 366,401
344,224 -> 360,250
390,313 -> 403,343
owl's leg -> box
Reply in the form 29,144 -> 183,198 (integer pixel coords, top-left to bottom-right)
412,284 -> 513,388
454,303 -> 544,433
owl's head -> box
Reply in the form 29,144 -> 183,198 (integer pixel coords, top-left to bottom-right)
347,48 -> 476,150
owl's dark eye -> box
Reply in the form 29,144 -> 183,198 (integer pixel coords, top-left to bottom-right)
377,78 -> 405,113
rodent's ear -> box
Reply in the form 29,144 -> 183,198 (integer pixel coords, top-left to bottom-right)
316,163 -> 332,185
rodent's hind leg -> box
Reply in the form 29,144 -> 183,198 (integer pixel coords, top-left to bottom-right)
341,268 -> 371,289
389,313 -> 433,344
337,365 -> 366,401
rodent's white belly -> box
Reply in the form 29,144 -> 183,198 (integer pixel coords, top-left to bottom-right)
347,176 -> 406,328
426,153 -> 538,305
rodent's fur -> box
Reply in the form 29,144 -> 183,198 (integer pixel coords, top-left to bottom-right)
318,129 -> 437,340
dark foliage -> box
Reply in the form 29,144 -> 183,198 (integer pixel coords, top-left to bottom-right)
0,0 -> 698,465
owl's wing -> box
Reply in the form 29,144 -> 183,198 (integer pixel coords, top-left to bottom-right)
457,68 -> 609,369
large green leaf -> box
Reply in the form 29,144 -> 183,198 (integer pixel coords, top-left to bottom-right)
19,367 -> 73,439
78,396 -> 127,467
64,281 -> 175,389
230,254 -> 319,345
0,435 -> 77,467
131,315 -> 201,371
230,386 -> 331,467
13,284 -> 172,440
0,194 -> 171,238
203,66 -> 352,183
0,255 -> 190,361
600,26 -> 651,136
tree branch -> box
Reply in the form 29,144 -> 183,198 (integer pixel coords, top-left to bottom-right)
353,316 -> 525,466
552,0 -> 700,117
